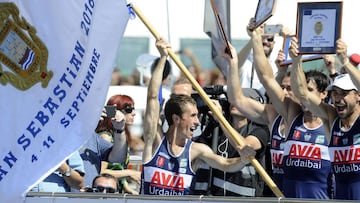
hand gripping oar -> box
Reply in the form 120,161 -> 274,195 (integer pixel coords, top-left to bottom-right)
128,3 -> 284,198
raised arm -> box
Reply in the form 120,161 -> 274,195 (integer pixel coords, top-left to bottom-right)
288,37 -> 335,140
237,40 -> 252,70
142,37 -> 170,163
225,41 -> 274,126
336,39 -> 360,89
248,18 -> 292,120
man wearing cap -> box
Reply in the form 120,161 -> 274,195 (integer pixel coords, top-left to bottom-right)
289,38 -> 360,200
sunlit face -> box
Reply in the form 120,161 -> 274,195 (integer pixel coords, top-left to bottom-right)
93,177 -> 118,194
281,76 -> 293,99
330,87 -> 359,119
262,34 -> 275,57
122,105 -> 136,125
178,103 -> 199,139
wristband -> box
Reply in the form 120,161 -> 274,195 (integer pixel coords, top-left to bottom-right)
114,128 -> 124,134
112,120 -> 125,134
61,167 -> 72,177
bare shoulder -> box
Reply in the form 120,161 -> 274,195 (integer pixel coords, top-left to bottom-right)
190,142 -> 213,159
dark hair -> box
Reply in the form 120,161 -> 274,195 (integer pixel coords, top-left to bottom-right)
164,94 -> 196,126
95,94 -> 134,143
151,57 -> 171,81
305,70 -> 330,92
92,173 -> 119,190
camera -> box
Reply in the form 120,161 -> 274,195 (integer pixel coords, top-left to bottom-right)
191,85 -> 231,128
191,85 -> 229,114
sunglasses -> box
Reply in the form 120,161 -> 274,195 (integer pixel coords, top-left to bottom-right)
86,186 -> 117,193
262,36 -> 274,42
123,106 -> 135,114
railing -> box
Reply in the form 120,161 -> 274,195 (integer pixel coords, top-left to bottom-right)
25,192 -> 358,203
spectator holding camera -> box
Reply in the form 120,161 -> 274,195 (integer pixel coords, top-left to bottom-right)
94,94 -> 141,194
206,89 -> 270,197
79,104 -> 139,192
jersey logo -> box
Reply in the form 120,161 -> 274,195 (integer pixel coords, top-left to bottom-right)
342,138 -> 348,145
288,143 -> 321,160
333,147 -> 360,163
293,130 -> 301,140
156,156 -> 165,167
150,171 -> 184,190
315,135 -> 325,144
304,133 -> 311,141
272,152 -> 284,165
354,134 -> 360,145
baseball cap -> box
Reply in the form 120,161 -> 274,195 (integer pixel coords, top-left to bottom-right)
326,74 -> 358,91
136,54 -> 157,78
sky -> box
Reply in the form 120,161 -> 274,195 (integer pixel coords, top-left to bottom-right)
125,0 -> 359,55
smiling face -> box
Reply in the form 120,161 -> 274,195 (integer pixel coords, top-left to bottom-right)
165,94 -> 199,139
261,34 -> 275,58
330,87 -> 360,119
177,103 -> 199,139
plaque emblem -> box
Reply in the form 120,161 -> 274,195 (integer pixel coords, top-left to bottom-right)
0,3 -> 53,90
314,21 -> 323,35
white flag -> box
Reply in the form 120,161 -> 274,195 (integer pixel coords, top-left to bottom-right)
204,0 -> 231,78
0,0 -> 130,202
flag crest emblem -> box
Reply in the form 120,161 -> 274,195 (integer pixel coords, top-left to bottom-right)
0,3 -> 53,90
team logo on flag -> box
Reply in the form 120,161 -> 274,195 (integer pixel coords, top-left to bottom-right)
0,3 -> 53,90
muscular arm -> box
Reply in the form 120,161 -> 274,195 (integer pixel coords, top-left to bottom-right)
226,42 -> 277,126
289,37 -> 337,140
142,37 -> 170,163
237,40 -> 252,70
249,19 -> 299,126
192,142 -> 246,172
337,39 -> 360,89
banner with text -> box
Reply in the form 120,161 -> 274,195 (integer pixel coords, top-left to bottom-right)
0,0 -> 130,202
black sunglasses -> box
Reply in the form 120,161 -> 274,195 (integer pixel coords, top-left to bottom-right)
123,106 -> 135,114
262,35 -> 274,42
86,186 -> 117,193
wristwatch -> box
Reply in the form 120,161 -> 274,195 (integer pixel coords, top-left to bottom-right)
62,167 -> 72,177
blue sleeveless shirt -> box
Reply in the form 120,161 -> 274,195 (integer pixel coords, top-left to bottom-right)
329,116 -> 360,200
283,113 -> 332,198
270,115 -> 285,192
141,137 -> 195,195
